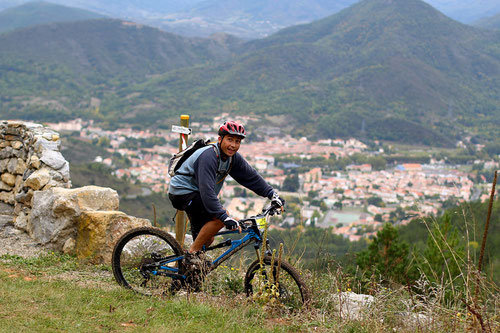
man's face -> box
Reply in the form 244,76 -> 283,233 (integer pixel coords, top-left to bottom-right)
218,134 -> 242,157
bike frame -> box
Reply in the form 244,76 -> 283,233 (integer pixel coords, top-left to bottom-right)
149,210 -> 274,281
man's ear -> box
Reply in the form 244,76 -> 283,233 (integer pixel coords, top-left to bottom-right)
218,136 -> 222,144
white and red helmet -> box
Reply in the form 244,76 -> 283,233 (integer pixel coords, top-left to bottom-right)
218,120 -> 246,138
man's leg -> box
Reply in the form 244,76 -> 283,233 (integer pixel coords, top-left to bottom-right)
189,219 -> 224,253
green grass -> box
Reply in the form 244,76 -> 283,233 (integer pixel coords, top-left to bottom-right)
1,251 -> 498,332
0,253 -> 304,332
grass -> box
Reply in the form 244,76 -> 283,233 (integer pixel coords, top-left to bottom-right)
1,238 -> 499,332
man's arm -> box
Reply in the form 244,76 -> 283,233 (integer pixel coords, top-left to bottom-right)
230,153 -> 275,199
193,149 -> 229,221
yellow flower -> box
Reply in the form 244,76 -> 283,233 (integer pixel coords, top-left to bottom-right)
347,288 -> 352,292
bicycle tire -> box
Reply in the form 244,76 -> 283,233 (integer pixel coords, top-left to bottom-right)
112,227 -> 184,296
244,256 -> 310,309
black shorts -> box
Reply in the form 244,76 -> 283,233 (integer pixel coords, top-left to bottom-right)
168,192 -> 215,240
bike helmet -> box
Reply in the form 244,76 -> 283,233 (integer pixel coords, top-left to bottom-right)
218,120 -> 246,138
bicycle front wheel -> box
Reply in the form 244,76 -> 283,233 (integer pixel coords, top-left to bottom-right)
112,227 -> 184,296
245,256 -> 310,309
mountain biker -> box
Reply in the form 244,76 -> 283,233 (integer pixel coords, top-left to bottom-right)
168,120 -> 285,257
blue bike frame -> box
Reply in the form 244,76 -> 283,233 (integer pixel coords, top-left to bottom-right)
152,222 -> 264,279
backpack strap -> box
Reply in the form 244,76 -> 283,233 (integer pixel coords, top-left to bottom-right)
210,143 -> 233,185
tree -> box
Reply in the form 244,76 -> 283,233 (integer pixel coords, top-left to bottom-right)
282,174 -> 300,192
356,223 -> 413,284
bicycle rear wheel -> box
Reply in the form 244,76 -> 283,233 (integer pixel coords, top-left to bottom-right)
112,227 -> 184,296
245,256 -> 310,309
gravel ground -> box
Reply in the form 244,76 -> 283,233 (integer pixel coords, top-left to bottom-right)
0,225 -> 46,258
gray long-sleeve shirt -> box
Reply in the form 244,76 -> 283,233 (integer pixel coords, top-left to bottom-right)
168,143 -> 274,221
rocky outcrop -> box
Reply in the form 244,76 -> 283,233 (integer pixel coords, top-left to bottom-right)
76,211 -> 150,263
1,121 -> 153,264
28,186 -> 120,250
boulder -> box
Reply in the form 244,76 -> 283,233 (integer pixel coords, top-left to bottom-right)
333,292 -> 375,320
76,211 -> 150,263
28,186 -> 120,250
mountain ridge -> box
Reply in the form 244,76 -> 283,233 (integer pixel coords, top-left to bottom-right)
1,0 -> 500,145
0,1 -> 105,33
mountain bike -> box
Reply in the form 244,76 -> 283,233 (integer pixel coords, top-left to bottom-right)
111,202 -> 310,309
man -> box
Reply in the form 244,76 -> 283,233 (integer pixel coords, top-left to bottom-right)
168,120 -> 284,256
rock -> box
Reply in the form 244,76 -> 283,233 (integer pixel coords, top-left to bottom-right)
58,162 -> 70,182
14,211 -> 28,232
11,141 -> 23,150
76,211 -> 150,263
63,237 -> 76,255
28,155 -> 41,169
14,158 -> 27,175
25,168 -> 51,190
7,158 -> 17,174
333,292 -> 375,320
34,137 -> 60,153
13,175 -> 23,193
1,173 -> 16,186
15,189 -> 33,204
39,150 -> 66,170
0,141 -> 9,148
0,180 -> 12,191
0,214 -> 13,229
0,146 -> 21,159
0,147 -> 13,159
28,186 -> 120,250
0,202 -> 14,214
0,158 -> 8,172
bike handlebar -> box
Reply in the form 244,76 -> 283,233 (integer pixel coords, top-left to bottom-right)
237,202 -> 284,231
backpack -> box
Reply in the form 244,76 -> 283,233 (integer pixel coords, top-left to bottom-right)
168,139 -> 233,181
168,139 -> 211,177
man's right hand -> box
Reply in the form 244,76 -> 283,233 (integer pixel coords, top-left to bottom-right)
224,217 -> 241,233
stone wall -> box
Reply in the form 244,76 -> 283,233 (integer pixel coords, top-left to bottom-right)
0,121 -> 151,263
0,121 -> 70,230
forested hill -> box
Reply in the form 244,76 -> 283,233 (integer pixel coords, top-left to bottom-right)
2,0 -> 500,145
110,0 -> 500,144
0,1 -> 105,33
0,18 -> 238,79
475,12 -> 500,31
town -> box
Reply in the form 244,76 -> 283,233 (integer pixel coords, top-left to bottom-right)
47,116 -> 497,242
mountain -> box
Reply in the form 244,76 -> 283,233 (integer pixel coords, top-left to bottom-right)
110,0 -> 500,145
425,0 -> 500,24
2,1 -> 500,38
155,0 -> 358,38
0,18 -> 241,122
0,1 -> 104,33
2,0 -> 500,145
475,12 -> 500,30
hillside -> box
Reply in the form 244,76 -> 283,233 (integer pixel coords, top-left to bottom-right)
156,0 -> 357,38
108,0 -> 500,145
2,0 -> 500,144
0,18 -> 240,121
475,12 -> 500,30
0,1 -> 104,33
